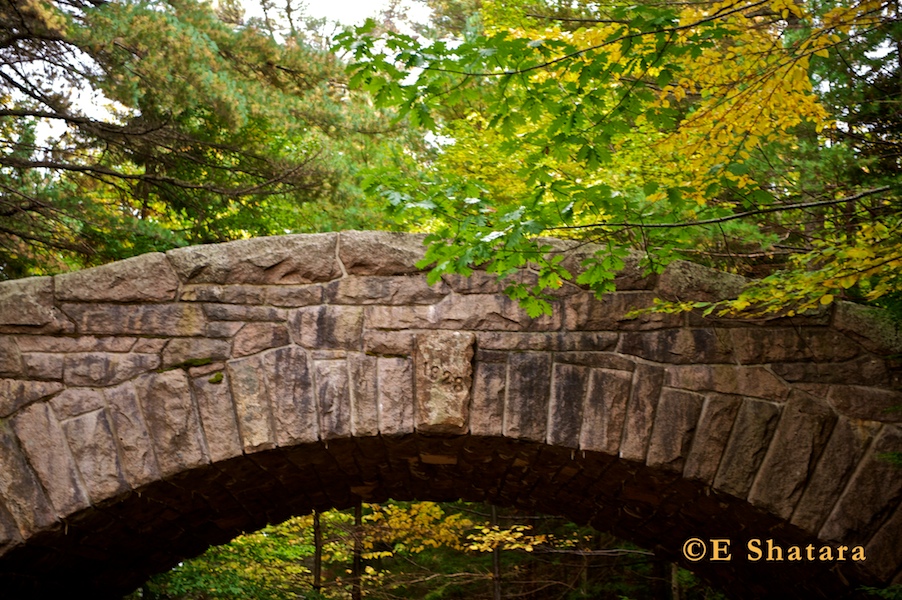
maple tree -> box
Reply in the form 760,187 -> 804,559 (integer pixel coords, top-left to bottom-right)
339,0 -> 901,318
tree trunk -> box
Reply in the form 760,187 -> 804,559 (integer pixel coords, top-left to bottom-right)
352,502 -> 363,600
492,505 -> 502,600
313,510 -> 322,593
670,562 -> 681,600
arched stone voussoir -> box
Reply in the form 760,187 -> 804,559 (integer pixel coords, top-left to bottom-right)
0,436 -> 890,600
0,232 -> 899,599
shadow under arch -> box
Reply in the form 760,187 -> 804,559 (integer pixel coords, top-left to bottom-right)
0,434 -> 889,599
0,232 -> 900,598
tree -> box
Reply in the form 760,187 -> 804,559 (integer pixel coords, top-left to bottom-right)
134,501 -> 705,600
0,0 -> 420,279
338,0 -> 901,317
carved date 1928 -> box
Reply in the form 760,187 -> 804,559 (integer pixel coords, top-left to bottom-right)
424,362 -> 465,393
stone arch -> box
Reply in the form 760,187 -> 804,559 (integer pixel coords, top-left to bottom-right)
0,231 -> 899,598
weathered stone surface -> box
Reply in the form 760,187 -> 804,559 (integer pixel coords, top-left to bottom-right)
227,354 -> 275,452
167,233 -> 341,284
747,392 -> 836,518
179,284 -> 267,304
477,331 -> 619,352
442,271 -> 525,294
265,285 -> 323,307
265,346 -> 318,446
862,504 -> 902,581
0,277 -> 57,327
62,303 -> 206,336
22,352 -> 63,380
683,393 -> 742,484
619,329 -> 734,364
349,354 -> 378,436
338,230 -> 426,275
56,253 -> 179,302
819,425 -> 902,544
50,387 -> 105,419
0,421 -> 56,538
548,363 -> 590,448
656,260 -> 747,302
190,372 -> 242,463
476,348 -> 508,363
206,321 -> 244,339
0,336 -> 22,376
315,360 -> 351,439
728,328 -> 861,364
689,308 -> 832,329
311,350 -> 348,360
579,368 -> 633,454
161,337 -> 232,368
665,364 -> 790,401
827,385 -> 902,423
770,356 -> 888,386
325,275 -> 449,305
104,382 -> 160,487
470,361 -> 507,436
366,294 -> 559,331
64,352 -> 160,386
230,322 -> 289,358
12,402 -> 89,515
15,335 -> 136,353
0,422 -> 56,537
620,365 -> 665,461
188,362 -> 225,377
293,305 -> 364,350
791,417 -> 881,533
833,300 -> 902,355
362,330 -> 414,356
564,291 -> 681,331
554,352 -> 635,371
504,353 -> 552,442
713,399 -> 782,499
377,357 -> 414,435
135,370 -> 209,477
414,331 -> 475,434
0,379 -> 64,418
203,303 -> 287,322
646,388 -> 704,473
62,409 -> 128,502
0,500 -> 20,555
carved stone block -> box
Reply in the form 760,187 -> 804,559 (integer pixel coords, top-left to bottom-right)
414,331 -> 475,434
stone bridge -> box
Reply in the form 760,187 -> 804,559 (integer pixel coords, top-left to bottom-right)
0,231 -> 900,598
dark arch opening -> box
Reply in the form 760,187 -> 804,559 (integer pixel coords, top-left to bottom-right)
0,434 -> 871,599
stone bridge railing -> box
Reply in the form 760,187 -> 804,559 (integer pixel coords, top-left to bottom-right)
0,231 -> 900,598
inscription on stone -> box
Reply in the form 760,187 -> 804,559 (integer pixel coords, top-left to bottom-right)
414,331 -> 475,434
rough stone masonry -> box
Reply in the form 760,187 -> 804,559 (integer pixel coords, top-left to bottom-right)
0,231 -> 900,598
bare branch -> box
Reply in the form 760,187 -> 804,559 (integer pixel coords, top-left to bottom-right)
549,186 -> 893,231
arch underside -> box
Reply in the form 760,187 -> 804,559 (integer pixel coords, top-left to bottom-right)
0,434 -> 872,599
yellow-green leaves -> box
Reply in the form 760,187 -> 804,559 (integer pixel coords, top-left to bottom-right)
340,0 -> 901,318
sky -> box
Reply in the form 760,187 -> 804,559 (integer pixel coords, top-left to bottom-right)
270,0 -> 431,26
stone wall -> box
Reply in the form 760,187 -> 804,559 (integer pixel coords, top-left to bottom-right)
0,231 -> 900,598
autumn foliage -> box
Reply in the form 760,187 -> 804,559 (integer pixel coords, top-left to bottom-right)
340,0 -> 901,318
